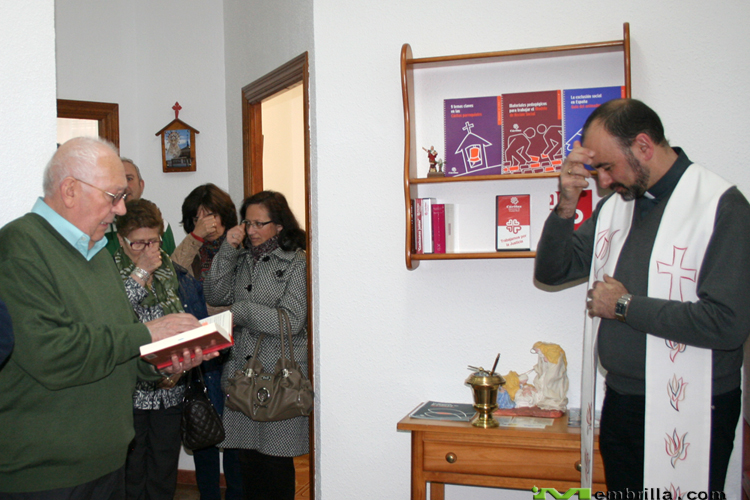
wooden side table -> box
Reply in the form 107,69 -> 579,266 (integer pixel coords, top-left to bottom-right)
397,411 -> 606,500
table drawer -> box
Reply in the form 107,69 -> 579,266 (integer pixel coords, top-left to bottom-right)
423,440 -> 596,483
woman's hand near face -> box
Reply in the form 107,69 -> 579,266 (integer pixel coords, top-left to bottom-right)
226,225 -> 246,249
193,212 -> 218,240
134,244 -> 162,275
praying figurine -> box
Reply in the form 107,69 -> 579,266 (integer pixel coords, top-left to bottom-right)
499,341 -> 569,413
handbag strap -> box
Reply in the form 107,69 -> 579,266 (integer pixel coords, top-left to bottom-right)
277,308 -> 297,369
246,308 -> 298,371
185,367 -> 208,396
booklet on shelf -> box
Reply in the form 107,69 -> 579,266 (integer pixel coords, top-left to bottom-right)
140,310 -> 234,369
414,199 -> 424,254
432,204 -> 446,254
501,90 -> 562,174
443,96 -> 504,178
445,204 -> 457,253
496,194 -> 531,250
562,85 -> 625,158
421,198 -> 435,253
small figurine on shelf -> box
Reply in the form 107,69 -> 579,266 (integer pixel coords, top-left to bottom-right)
423,146 -> 445,178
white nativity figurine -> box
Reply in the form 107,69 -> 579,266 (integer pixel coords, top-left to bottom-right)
498,341 -> 569,412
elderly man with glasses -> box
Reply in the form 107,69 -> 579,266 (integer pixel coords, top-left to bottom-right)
0,137 -> 216,499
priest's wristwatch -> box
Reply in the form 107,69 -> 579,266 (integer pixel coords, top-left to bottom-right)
614,293 -> 633,322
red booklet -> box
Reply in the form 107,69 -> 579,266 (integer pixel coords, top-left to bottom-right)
501,90 -> 562,174
432,204 -> 446,254
139,311 -> 233,369
496,195 -> 531,251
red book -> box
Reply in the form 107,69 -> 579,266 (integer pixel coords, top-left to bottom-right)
496,195 -> 531,251
432,204 -> 446,254
139,311 -> 234,369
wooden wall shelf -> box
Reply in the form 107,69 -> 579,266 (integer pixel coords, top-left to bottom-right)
410,172 -> 560,185
402,23 -> 631,270
413,251 -> 535,262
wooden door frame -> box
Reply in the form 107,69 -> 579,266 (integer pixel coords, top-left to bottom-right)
57,99 -> 120,149
241,52 -> 314,499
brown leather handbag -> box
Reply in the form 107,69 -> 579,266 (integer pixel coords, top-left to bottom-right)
225,308 -> 314,421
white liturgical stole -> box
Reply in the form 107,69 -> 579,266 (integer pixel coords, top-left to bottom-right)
580,163 -> 731,495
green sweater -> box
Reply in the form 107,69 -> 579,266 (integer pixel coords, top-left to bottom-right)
0,213 -> 157,492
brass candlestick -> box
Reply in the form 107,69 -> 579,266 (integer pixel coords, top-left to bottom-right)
465,369 -> 505,428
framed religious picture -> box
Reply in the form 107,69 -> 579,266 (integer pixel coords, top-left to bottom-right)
156,103 -> 200,173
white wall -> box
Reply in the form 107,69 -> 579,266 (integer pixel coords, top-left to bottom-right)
310,1 -> 750,499
4,1 -> 749,499
0,0 -> 56,226
55,0 -> 231,235
222,0 -> 315,209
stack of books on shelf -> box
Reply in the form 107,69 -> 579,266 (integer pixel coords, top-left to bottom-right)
412,198 -> 457,255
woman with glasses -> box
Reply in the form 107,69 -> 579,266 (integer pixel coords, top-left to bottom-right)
171,184 -> 244,500
172,183 -> 238,295
205,190 -> 308,500
113,198 -> 189,500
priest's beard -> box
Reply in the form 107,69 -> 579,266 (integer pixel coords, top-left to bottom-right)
611,147 -> 650,201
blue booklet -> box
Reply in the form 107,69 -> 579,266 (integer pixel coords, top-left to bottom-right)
562,85 -> 625,161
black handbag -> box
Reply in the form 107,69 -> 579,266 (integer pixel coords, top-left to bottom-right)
181,367 -> 225,450
225,308 -> 314,421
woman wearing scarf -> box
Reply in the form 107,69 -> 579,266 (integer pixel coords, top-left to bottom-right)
205,191 -> 308,500
113,199 -> 184,500
172,183 -> 237,303
172,184 -> 243,500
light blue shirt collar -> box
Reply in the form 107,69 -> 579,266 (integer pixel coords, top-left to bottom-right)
31,197 -> 108,261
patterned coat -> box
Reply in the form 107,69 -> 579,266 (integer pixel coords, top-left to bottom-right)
204,241 -> 308,457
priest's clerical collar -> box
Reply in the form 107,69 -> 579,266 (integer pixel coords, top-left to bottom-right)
644,147 -> 691,202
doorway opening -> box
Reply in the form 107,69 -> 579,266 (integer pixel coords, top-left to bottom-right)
57,99 -> 119,147
241,52 -> 313,500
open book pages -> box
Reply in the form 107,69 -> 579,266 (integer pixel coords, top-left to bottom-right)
139,310 -> 233,369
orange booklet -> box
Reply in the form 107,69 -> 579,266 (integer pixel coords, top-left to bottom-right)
140,310 -> 233,369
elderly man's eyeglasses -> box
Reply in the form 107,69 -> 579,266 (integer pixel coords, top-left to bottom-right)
74,178 -> 128,206
123,236 -> 161,251
241,220 -> 274,230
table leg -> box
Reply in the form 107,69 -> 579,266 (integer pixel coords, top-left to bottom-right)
411,432 -> 427,500
430,482 -> 445,500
